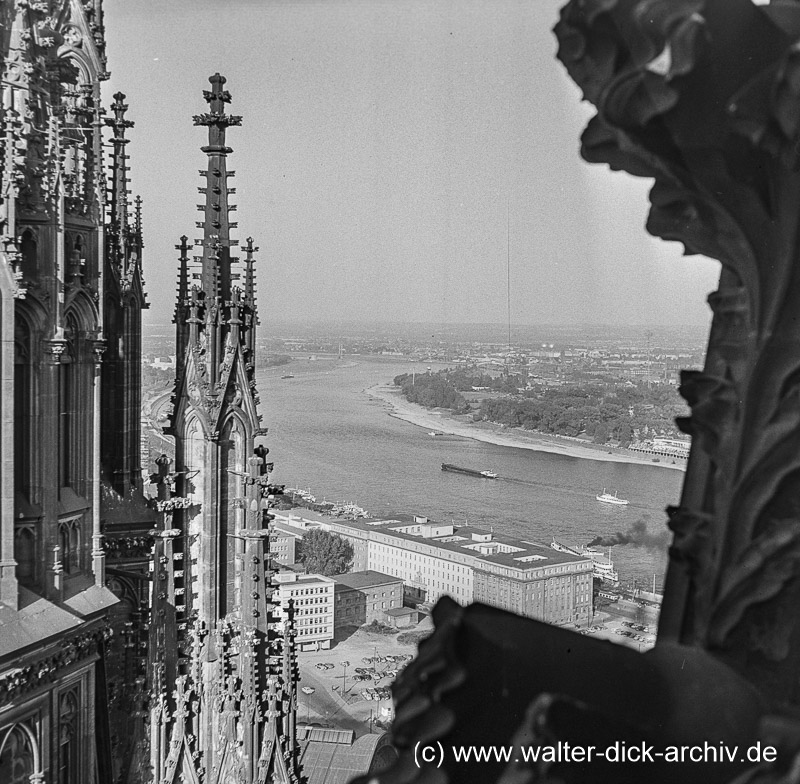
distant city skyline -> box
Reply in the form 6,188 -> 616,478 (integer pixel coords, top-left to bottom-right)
104,0 -> 721,329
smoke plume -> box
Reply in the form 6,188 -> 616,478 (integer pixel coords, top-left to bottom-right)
586,518 -> 670,551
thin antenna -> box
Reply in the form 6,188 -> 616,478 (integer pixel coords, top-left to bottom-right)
507,196 -> 511,356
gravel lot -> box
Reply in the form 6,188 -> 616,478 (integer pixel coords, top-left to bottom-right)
296,621 -> 432,735
296,603 -> 659,735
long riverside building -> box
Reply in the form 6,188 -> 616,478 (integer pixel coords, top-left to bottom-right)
273,510 -> 594,626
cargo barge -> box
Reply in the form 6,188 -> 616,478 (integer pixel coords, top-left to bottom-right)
441,463 -> 498,479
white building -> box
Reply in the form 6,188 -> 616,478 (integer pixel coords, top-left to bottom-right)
273,572 -> 335,650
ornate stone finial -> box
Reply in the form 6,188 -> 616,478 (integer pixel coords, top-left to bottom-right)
242,236 -> 257,303
174,236 -> 191,311
134,195 -> 143,243
105,92 -> 135,273
202,73 -> 231,114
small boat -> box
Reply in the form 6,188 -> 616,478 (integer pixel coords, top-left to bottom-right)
428,431 -> 445,437
281,374 -> 295,379
479,470 -> 498,479
596,489 -> 629,505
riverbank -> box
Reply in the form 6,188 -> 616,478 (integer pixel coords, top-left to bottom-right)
367,383 -> 685,471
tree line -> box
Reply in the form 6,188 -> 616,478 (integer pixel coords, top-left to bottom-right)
393,372 -> 469,412
394,369 -> 687,444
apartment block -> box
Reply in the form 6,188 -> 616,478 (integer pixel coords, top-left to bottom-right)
333,571 -> 404,628
278,511 -> 593,626
274,572 -> 335,650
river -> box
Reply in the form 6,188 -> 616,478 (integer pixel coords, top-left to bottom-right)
257,354 -> 684,590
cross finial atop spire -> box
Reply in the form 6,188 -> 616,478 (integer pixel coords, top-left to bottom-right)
203,73 -> 232,115
109,92 -> 134,132
193,73 -> 241,139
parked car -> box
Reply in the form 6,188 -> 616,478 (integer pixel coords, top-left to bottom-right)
301,686 -> 315,695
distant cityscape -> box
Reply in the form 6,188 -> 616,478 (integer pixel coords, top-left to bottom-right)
144,320 -> 707,382
142,322 -> 702,467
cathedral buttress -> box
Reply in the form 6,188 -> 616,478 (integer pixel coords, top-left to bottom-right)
101,92 -> 148,497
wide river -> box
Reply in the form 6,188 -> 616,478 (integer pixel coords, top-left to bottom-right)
257,355 -> 685,590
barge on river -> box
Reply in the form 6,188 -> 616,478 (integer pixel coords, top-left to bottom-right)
441,463 -> 498,479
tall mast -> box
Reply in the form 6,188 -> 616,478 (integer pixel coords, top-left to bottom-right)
507,196 -> 512,368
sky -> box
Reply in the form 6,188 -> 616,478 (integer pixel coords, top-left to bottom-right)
102,0 -> 721,329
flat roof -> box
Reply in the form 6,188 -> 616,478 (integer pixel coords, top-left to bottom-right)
384,607 -> 418,617
275,573 -> 335,587
321,511 -> 590,573
333,570 -> 403,591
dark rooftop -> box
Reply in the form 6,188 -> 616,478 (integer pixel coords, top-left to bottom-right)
333,571 -> 403,591
384,607 -> 418,617
0,588 -> 84,659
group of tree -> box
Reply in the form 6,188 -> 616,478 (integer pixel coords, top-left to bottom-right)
445,368 -> 526,395
393,372 -> 469,412
476,382 -> 687,443
141,363 -> 174,394
296,529 -> 354,576
263,353 -> 292,367
393,367 -> 687,444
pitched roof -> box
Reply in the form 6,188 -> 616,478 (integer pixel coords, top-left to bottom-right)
299,732 -> 394,784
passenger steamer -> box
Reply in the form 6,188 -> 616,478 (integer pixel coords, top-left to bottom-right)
550,538 -> 620,585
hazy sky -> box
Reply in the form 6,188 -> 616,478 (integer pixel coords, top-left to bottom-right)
103,0 -> 720,329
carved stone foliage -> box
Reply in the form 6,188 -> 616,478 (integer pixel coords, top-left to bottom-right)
104,535 -> 153,560
0,626 -> 111,705
551,0 -> 800,698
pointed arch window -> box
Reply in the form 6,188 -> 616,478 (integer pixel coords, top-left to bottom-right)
14,526 -> 36,588
20,230 -> 37,280
220,417 -> 244,615
58,687 -> 80,784
59,328 -> 73,490
59,315 -> 81,490
0,724 -> 36,784
58,520 -> 81,575
14,314 -> 32,496
184,415 -> 205,542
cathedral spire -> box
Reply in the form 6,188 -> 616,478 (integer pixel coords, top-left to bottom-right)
188,72 -> 245,391
105,92 -> 134,276
243,236 -> 258,359
193,72 -> 241,304
152,76 -> 303,784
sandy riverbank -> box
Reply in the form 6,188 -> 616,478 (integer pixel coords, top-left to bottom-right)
367,383 -> 685,471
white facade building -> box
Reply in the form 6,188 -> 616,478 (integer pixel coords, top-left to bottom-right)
274,572 -> 335,650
